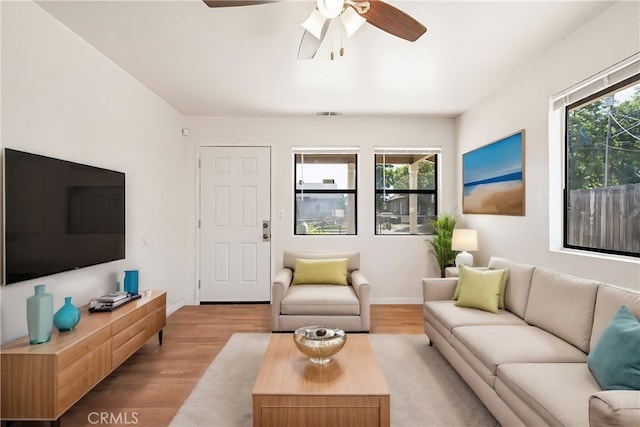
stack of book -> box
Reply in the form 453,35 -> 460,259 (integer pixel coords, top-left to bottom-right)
95,292 -> 130,309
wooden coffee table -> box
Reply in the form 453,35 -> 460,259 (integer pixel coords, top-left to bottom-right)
252,334 -> 390,427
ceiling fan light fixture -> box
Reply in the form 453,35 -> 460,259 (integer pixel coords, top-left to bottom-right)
341,6 -> 366,37
301,9 -> 327,39
317,0 -> 344,19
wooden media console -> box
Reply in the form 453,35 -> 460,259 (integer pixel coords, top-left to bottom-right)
0,290 -> 166,423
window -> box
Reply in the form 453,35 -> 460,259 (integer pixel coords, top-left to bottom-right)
294,148 -> 357,235
564,72 -> 640,257
374,149 -> 439,235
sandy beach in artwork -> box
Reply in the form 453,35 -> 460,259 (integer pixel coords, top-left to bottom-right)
464,181 -> 524,215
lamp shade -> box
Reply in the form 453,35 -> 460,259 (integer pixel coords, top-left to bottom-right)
451,229 -> 478,252
452,229 -> 478,267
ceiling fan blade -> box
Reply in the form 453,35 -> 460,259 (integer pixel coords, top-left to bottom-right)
203,1 -> 277,7
297,23 -> 330,60
363,0 -> 426,42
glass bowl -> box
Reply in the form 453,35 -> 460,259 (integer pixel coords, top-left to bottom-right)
293,326 -> 346,364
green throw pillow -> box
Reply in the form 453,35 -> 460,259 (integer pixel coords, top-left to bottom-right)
454,266 -> 505,313
587,305 -> 640,390
453,266 -> 508,309
291,258 -> 348,286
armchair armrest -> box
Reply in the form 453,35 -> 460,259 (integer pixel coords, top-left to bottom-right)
351,270 -> 371,332
271,268 -> 293,331
422,278 -> 458,302
589,390 -> 640,426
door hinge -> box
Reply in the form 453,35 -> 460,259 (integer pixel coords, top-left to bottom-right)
198,280 -> 201,289
198,219 -> 201,229
198,158 -> 201,168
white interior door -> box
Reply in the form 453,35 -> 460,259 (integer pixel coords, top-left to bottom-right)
199,146 -> 271,302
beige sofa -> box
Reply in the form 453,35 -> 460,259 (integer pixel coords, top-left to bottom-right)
422,257 -> 640,427
271,251 -> 370,332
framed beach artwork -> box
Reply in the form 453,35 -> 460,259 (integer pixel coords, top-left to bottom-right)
463,130 -> 525,216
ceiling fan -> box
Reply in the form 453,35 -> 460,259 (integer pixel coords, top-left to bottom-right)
203,0 -> 427,60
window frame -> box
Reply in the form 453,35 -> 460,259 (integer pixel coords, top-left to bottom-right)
563,73 -> 640,258
373,149 -> 440,236
293,149 -> 358,236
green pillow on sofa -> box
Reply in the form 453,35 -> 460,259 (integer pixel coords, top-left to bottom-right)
453,265 -> 507,310
454,265 -> 506,313
291,258 -> 349,286
587,305 -> 640,390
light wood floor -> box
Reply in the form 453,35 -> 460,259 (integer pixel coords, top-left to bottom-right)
13,304 -> 424,427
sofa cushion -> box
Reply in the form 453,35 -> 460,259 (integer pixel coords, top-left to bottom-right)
487,257 -> 535,318
424,300 -> 526,344
291,258 -> 348,286
280,284 -> 360,316
496,363 -> 599,427
452,325 -> 587,386
587,305 -> 640,390
590,283 -> 640,351
455,267 -> 505,313
525,267 -> 598,353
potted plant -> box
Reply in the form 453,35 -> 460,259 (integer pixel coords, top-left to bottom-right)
428,213 -> 459,278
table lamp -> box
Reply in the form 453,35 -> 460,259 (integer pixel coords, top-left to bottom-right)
452,229 -> 478,267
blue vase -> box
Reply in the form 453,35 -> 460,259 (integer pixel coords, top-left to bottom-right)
26,284 -> 54,344
124,270 -> 139,295
54,297 -> 81,332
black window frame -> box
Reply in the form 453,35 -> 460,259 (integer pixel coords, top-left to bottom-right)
294,152 -> 358,236
374,152 -> 439,236
563,73 -> 640,258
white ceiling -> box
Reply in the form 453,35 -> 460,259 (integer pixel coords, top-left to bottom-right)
36,0 -> 615,117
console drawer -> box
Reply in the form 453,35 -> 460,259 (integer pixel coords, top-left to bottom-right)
112,330 -> 146,369
57,339 -> 111,414
112,317 -> 146,350
111,308 -> 145,336
146,306 -> 166,339
146,293 -> 166,312
57,327 -> 111,372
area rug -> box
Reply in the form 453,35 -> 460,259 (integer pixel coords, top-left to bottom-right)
169,333 -> 499,427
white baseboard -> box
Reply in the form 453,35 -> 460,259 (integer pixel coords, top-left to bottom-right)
166,299 -> 185,316
371,297 -> 423,304
168,297 -> 422,312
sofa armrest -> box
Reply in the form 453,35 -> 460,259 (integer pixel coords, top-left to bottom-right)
271,268 -> 293,331
351,270 -> 371,331
589,390 -> 640,427
422,278 -> 458,302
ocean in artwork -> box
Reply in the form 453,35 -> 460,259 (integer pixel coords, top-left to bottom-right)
463,132 -> 524,215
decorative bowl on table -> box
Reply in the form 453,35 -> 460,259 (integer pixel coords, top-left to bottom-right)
293,326 -> 346,364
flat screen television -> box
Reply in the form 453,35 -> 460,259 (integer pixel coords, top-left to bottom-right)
2,148 -> 125,285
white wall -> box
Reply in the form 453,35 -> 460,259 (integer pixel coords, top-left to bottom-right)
456,1 -> 640,289
183,116 -> 457,304
0,1 -> 190,343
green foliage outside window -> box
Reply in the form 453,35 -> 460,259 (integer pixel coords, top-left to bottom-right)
567,85 -> 640,190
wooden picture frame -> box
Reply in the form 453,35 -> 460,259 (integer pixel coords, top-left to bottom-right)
463,130 -> 525,216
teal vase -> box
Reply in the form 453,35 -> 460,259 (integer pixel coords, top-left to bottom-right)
26,284 -> 54,344
53,297 -> 81,332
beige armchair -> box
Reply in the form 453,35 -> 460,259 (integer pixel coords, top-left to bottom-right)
271,251 -> 371,332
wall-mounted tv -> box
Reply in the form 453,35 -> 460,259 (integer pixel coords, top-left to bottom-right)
2,148 -> 125,285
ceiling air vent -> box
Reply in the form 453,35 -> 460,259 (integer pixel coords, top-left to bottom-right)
315,112 -> 343,116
